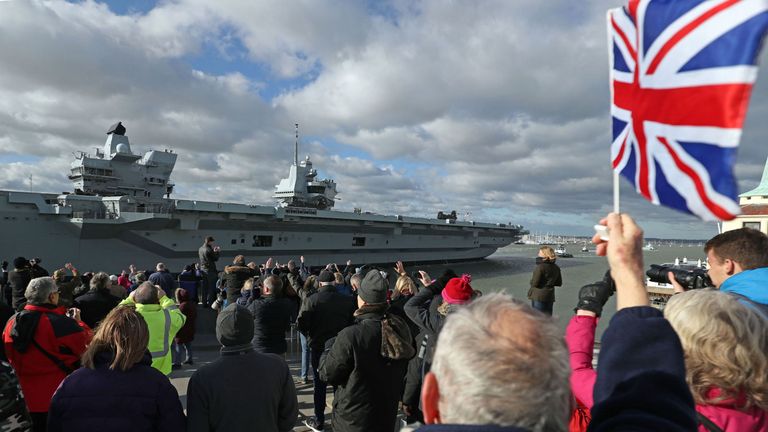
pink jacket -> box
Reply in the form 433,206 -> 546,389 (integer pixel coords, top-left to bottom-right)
696,389 -> 768,432
566,315 -> 768,431
565,315 -> 598,408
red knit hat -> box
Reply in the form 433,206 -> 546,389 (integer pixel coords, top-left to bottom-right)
442,274 -> 474,305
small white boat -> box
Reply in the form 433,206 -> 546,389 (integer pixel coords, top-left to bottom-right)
555,245 -> 573,258
642,242 -> 655,251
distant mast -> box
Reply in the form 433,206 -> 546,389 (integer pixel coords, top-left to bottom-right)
294,123 -> 299,167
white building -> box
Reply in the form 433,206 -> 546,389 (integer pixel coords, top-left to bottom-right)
722,158 -> 768,233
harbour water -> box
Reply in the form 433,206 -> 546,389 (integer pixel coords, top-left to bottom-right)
411,243 -> 709,339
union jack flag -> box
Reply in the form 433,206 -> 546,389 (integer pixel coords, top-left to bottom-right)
608,0 -> 768,221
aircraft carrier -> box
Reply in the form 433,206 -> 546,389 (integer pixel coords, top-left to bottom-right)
0,123 -> 525,273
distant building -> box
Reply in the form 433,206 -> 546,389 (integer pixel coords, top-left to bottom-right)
722,157 -> 768,233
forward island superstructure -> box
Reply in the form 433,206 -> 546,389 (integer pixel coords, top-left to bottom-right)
0,123 -> 525,272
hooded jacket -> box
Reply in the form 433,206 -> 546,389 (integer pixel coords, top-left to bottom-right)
119,296 -> 186,375
174,288 -> 197,344
528,258 -> 562,303
221,265 -> 258,305
319,307 -> 413,432
2,304 -> 91,412
48,351 -> 185,432
719,267 -> 768,307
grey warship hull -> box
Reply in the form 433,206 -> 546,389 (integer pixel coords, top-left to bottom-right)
0,123 -> 524,272
0,190 -> 523,273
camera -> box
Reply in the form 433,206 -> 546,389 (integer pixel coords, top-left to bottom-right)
646,264 -> 712,290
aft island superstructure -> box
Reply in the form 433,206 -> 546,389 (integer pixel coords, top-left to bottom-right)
0,123 -> 525,272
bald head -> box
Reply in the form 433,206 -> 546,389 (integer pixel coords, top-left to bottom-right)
134,282 -> 159,305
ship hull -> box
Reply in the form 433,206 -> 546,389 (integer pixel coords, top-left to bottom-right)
0,191 -> 523,273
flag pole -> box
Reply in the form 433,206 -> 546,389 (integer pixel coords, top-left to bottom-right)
613,170 -> 620,213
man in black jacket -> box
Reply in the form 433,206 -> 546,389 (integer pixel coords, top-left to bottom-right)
297,270 -> 356,431
319,270 -> 414,432
198,236 -> 220,307
73,272 -> 121,328
187,304 -> 298,432
246,275 -> 297,355
9,258 -> 32,311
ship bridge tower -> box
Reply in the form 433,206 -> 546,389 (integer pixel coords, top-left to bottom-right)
68,122 -> 177,201
273,124 -> 338,209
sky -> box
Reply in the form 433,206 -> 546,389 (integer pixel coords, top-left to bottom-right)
0,0 -> 767,240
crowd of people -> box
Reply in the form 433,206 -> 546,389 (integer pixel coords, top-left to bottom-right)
0,214 -> 766,432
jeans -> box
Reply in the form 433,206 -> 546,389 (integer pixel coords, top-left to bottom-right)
300,333 -> 311,380
172,341 -> 193,364
311,348 -> 329,424
531,300 -> 554,316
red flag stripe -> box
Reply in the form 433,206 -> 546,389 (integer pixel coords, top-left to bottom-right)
657,136 -> 735,219
613,81 -> 754,128
612,133 -> 629,169
646,0 -> 740,75
611,16 -> 637,62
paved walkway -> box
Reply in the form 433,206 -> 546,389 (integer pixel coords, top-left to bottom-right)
168,307 -> 333,431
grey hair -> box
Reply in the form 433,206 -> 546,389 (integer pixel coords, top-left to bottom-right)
431,293 -> 570,431
350,273 -> 362,288
156,262 -> 166,271
25,277 -> 58,305
90,272 -> 111,292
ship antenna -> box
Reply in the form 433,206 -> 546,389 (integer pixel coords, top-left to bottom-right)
294,123 -> 299,166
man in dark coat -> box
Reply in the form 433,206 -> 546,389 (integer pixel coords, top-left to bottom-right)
186,304 -> 298,432
198,236 -> 220,306
297,270 -> 356,431
319,270 -> 414,432
9,257 -> 32,311
246,275 -> 297,355
148,263 -> 176,298
73,272 -> 121,329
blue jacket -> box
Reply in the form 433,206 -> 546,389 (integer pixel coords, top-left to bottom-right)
720,267 -> 768,305
48,352 -> 185,432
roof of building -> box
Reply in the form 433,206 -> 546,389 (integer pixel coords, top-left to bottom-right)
741,156 -> 768,197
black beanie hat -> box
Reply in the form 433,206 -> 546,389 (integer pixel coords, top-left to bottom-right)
13,257 -> 28,269
359,269 -> 388,304
216,304 -> 254,347
318,270 -> 335,283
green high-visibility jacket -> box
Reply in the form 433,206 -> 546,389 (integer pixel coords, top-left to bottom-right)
119,296 -> 186,375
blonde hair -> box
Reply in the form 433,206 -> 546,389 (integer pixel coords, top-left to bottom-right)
539,246 -> 556,261
81,307 -> 149,372
664,290 -> 768,410
334,272 -> 345,285
392,276 -> 416,299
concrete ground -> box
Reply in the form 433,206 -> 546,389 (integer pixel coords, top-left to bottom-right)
169,306 -> 333,431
